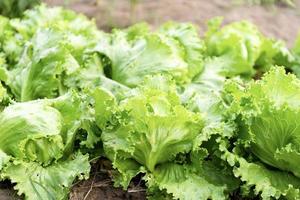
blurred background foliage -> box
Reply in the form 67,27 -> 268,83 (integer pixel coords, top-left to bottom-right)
0,0 -> 41,17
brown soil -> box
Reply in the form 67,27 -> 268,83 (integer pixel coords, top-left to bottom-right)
1,0 -> 300,200
0,189 -> 15,200
69,159 -> 146,200
0,181 -> 21,200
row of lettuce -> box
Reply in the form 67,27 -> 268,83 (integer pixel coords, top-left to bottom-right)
1,4 -> 300,200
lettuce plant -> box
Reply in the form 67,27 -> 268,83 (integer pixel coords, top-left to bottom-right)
0,93 -> 90,199
1,4 -> 300,200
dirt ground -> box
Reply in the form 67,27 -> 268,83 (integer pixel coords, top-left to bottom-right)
1,0 -> 300,200
69,158 -> 147,200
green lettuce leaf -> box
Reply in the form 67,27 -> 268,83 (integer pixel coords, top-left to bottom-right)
148,163 -> 227,200
0,150 -> 10,171
159,22 -> 206,79
94,29 -> 189,87
93,22 -> 206,87
2,5 -> 105,101
0,82 -> 6,103
205,18 -> 262,77
0,80 -> 10,111
100,75 -> 203,187
0,15 -> 22,67
93,87 -> 117,130
219,141 -> 300,200
6,28 -> 104,101
205,17 -> 294,77
0,92 -> 85,164
234,157 -> 300,200
8,29 -> 71,101
224,67 -> 300,178
1,153 -> 90,200
147,152 -> 239,200
0,92 -> 92,199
